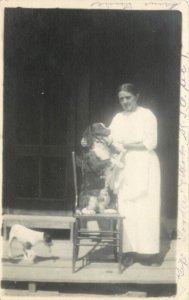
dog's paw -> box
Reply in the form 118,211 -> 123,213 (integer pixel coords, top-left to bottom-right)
75,208 -> 82,215
112,142 -> 125,153
111,157 -> 124,169
23,250 -> 36,263
82,208 -> 96,215
104,209 -> 118,214
8,252 -> 13,258
20,257 -> 35,264
114,161 -> 124,168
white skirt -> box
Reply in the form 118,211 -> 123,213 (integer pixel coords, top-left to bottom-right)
111,150 -> 161,254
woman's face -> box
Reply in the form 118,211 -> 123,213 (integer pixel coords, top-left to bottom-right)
118,90 -> 138,112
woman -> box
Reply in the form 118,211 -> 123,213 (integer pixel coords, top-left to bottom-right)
109,83 -> 161,266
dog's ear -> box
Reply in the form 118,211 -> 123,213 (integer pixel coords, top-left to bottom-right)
82,126 -> 93,148
91,123 -> 111,137
24,242 -> 32,250
78,191 -> 90,209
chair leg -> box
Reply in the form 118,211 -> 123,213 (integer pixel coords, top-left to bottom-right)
3,223 -> 8,240
113,233 -> 118,262
113,220 -> 118,262
72,216 -> 124,273
118,219 -> 123,274
72,220 -> 79,273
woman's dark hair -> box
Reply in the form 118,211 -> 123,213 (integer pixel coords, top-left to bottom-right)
117,83 -> 140,96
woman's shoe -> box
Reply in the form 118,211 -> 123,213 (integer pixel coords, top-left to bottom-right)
138,254 -> 161,266
150,262 -> 161,267
140,261 -> 161,267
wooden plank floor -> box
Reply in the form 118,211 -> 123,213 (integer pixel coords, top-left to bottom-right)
2,239 -> 176,284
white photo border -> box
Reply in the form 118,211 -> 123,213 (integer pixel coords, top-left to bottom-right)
0,0 -> 188,299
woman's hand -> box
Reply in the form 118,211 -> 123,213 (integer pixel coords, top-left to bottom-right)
112,141 -> 125,153
124,142 -> 146,150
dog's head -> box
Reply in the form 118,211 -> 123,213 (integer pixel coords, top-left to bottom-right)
91,123 -> 111,137
81,123 -> 110,148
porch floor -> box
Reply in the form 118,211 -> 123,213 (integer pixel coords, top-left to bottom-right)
2,238 -> 176,285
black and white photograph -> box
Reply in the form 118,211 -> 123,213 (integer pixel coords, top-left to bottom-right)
1,0 -> 188,298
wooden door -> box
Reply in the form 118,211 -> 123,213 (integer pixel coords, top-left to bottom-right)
3,9 -> 80,214
3,72 -> 77,214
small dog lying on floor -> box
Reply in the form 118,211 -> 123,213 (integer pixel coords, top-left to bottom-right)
8,224 -> 52,263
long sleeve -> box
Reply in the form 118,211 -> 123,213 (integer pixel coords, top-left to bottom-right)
143,110 -> 157,151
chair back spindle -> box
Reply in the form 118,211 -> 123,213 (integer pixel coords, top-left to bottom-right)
72,151 -> 78,210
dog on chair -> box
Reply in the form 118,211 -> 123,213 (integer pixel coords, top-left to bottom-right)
77,123 -> 124,214
8,224 -> 52,263
80,123 -> 124,176
81,123 -> 124,184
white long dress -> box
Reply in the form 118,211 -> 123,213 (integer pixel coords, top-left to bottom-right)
109,106 -> 161,254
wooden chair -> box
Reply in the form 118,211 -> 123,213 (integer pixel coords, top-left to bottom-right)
71,151 -> 124,273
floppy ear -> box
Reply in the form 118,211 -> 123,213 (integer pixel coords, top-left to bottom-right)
82,126 -> 93,148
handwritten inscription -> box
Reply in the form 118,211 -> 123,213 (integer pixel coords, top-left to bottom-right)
91,1 -> 179,10
181,64 -> 189,92
177,194 -> 188,242
179,146 -> 187,187
177,50 -> 189,284
178,143 -> 188,242
144,2 -> 179,9
180,96 -> 187,119
176,254 -> 189,280
180,56 -> 189,145
91,2 -> 132,9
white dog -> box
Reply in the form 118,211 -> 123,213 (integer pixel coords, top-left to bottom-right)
8,224 -> 52,262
